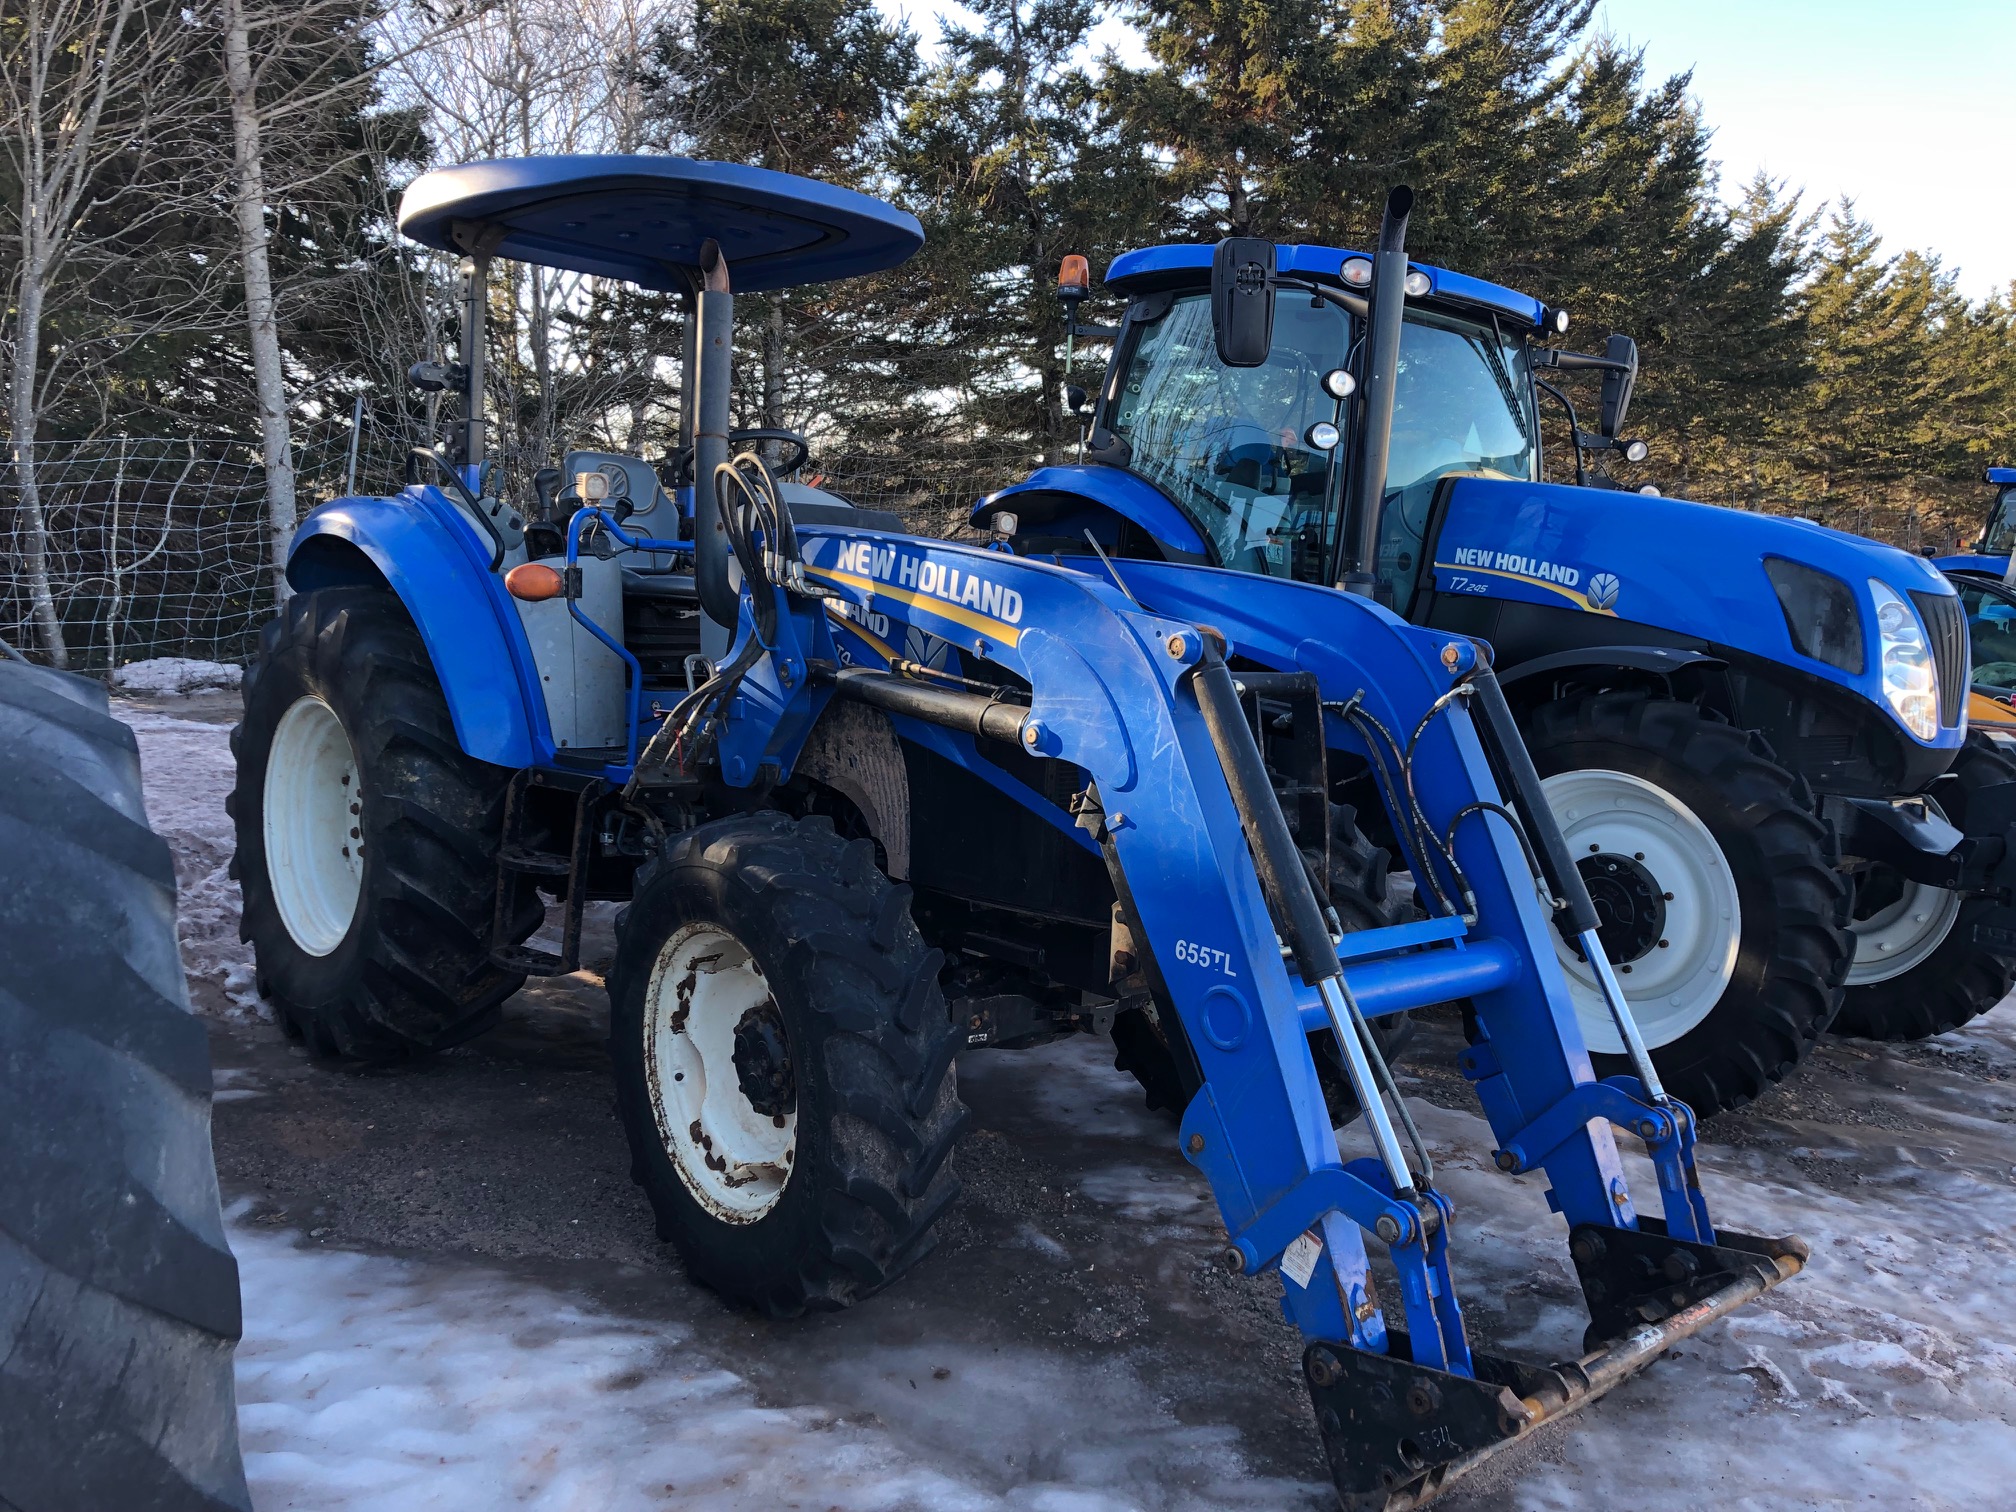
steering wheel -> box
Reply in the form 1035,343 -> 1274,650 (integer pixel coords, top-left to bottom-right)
670,428 -> 810,483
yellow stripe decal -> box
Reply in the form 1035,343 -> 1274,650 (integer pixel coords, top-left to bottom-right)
1432,561 -> 1616,616
805,563 -> 1024,647
823,601 -> 901,666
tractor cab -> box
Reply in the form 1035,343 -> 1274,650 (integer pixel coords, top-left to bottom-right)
1086,251 -> 1545,602
1934,466 -> 2016,578
1976,466 -> 2016,557
976,209 -> 2001,1112
339,155 -> 921,754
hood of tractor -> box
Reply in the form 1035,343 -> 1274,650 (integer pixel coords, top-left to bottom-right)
978,465 -> 1969,750
1433,478 -> 1965,746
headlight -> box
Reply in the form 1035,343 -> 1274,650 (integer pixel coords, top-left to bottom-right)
1869,579 -> 1938,740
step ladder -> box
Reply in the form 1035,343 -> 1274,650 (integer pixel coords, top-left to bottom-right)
490,768 -> 605,976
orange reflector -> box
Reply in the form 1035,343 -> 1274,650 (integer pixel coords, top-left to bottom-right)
1058,254 -> 1090,295
505,563 -> 566,601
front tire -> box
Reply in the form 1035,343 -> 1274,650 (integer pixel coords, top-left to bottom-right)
609,812 -> 967,1317
1834,734 -> 2016,1040
1525,693 -> 1851,1115
229,586 -> 541,1060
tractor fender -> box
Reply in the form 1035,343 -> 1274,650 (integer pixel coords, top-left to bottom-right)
1491,644 -> 1725,692
793,700 -> 911,878
286,489 -> 547,768
970,466 -> 1211,560
1934,554 -> 2008,577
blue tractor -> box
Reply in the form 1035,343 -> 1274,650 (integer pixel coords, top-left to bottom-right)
982,191 -> 2016,1088
232,157 -> 1814,1507
1931,465 -> 2016,580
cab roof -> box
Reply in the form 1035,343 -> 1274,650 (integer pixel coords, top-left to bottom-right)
1104,243 -> 1545,329
397,155 -> 923,295
1988,467 -> 2016,485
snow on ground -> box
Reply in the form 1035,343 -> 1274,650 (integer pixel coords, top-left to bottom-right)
116,700 -> 2016,1509
113,656 -> 243,694
120,700 -> 265,1019
228,1201 -> 1305,1512
222,1028 -> 2016,1512
1351,1049 -> 2016,1510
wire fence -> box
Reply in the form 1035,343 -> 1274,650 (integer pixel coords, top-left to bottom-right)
14,405 -> 1961,679
0,411 -> 1037,674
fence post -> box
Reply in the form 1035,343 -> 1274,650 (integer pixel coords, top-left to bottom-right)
105,435 -> 129,670
344,395 -> 363,498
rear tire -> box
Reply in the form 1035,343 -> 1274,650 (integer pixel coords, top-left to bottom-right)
1834,734 -> 2016,1040
230,586 -> 541,1061
0,662 -> 249,1512
608,812 -> 967,1317
1524,692 -> 1850,1116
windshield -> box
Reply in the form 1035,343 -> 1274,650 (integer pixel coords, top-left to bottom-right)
1107,292 -> 1537,597
1956,576 -> 2016,692
1375,310 -> 1537,599
1985,486 -> 2016,555
1109,294 -> 1348,578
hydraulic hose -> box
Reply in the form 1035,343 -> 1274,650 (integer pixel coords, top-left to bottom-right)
1467,665 -> 1669,1101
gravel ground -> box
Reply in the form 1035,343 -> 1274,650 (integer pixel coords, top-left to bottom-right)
121,691 -> 2016,1510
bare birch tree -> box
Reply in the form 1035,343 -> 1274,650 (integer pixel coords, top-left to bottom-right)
210,0 -> 483,594
385,0 -> 681,477
0,0 -> 205,664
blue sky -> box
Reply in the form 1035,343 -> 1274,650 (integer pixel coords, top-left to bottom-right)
1597,0 -> 2015,300
876,0 -> 2016,302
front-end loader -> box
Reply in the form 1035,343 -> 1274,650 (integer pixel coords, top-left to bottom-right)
985,196 -> 2016,1079
233,156 -> 1811,1507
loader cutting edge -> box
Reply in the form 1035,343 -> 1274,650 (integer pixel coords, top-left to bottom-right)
243,154 -> 1815,1512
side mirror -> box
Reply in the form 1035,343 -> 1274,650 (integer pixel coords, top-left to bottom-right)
1598,333 -> 1638,438
1062,383 -> 1090,416
1210,238 -> 1276,368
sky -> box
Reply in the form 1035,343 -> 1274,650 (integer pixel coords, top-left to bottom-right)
1596,0 -> 2016,301
875,0 -> 2016,303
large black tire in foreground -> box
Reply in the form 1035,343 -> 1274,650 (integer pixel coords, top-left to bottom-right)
1834,733 -> 2016,1041
609,812 -> 967,1317
0,660 -> 249,1512
1112,802 -> 1413,1123
230,586 -> 541,1061
1524,693 -> 1851,1116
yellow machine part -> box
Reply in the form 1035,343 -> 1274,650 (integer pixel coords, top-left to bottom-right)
1969,689 -> 2016,732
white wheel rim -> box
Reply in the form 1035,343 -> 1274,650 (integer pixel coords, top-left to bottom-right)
1847,803 -> 1962,986
1541,768 -> 1742,1053
644,922 -> 797,1222
262,695 -> 365,957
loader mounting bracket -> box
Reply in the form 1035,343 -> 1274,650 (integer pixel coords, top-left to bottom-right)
1568,1218 -> 1808,1353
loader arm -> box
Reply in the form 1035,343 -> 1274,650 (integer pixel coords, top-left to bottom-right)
671,519 -> 1808,1507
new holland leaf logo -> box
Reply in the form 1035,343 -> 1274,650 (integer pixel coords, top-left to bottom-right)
1587,572 -> 1621,610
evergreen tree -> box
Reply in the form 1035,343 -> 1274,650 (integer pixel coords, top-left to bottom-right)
886,0 -> 1163,458
646,0 -> 917,443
